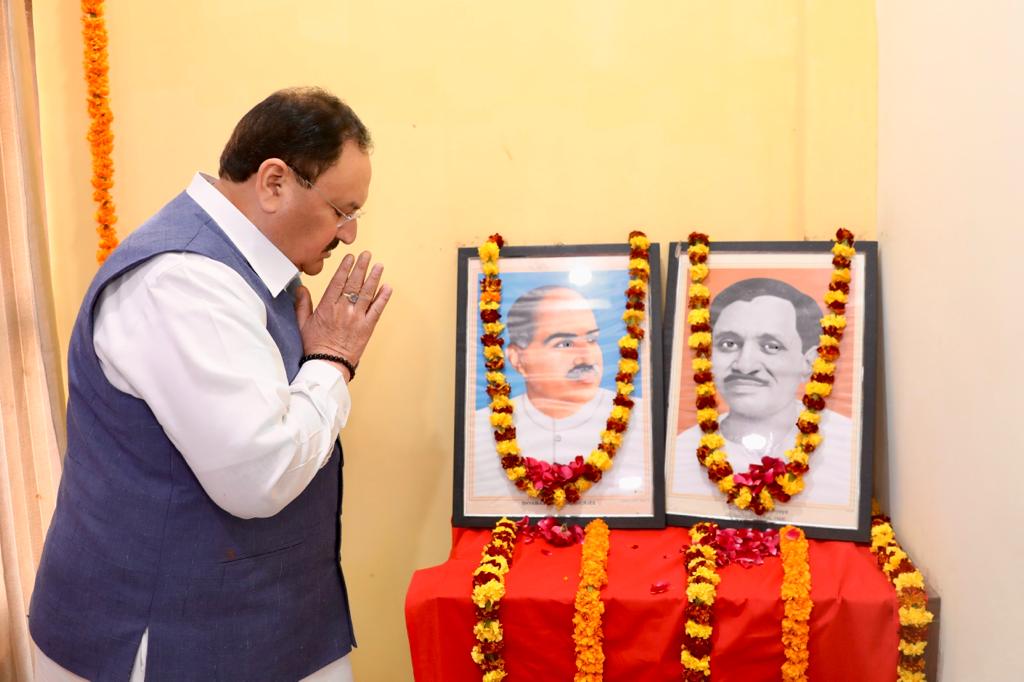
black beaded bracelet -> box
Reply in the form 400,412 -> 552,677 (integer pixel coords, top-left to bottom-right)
301,353 -> 357,380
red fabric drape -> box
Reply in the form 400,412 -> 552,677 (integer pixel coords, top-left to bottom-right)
406,527 -> 897,681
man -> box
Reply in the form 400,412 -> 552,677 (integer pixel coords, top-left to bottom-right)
472,285 -> 646,498
30,88 -> 390,681
673,278 -> 853,505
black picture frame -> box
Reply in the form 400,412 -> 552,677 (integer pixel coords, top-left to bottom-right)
453,243 -> 666,529
662,241 -> 878,542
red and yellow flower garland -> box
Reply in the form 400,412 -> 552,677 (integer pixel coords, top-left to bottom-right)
572,519 -> 610,681
779,526 -> 813,681
686,229 -> 856,514
82,0 -> 119,263
680,522 -> 719,680
466,517 -> 925,681
471,518 -> 519,682
478,232 -> 651,508
871,513 -> 933,682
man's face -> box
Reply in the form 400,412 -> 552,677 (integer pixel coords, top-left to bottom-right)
279,139 -> 371,276
507,288 -> 603,410
711,295 -> 814,420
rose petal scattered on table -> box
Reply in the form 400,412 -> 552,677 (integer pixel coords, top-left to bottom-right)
650,580 -> 670,594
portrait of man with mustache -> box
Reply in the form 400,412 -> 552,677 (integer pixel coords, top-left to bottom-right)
472,284 -> 646,498
672,277 -> 853,506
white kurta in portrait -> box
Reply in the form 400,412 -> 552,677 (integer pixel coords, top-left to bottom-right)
672,406 -> 854,506
472,388 -> 647,497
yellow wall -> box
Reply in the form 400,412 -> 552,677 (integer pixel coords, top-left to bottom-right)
877,3 -> 1024,679
32,2 -> 876,678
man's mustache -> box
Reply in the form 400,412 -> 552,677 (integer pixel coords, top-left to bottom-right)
326,238 -> 341,252
723,372 -> 770,387
566,364 -> 598,379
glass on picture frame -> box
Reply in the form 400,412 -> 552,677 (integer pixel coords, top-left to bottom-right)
454,242 -> 665,529
662,240 -> 878,542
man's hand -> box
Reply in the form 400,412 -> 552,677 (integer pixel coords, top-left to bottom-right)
293,252 -> 392,375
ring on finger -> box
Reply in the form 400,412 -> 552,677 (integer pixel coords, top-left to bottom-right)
344,292 -> 360,304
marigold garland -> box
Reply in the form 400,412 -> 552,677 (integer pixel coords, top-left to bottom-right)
871,513 -> 934,682
478,232 -> 651,508
572,519 -> 610,681
471,518 -> 519,682
686,228 -> 856,514
82,0 -> 119,263
779,526 -> 813,681
680,522 -> 719,680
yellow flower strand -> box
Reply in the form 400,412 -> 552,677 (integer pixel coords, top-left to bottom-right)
572,519 -> 611,681
871,512 -> 934,681
680,522 -> 719,679
471,518 -> 519,681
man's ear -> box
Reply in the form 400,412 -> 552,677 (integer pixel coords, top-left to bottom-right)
802,345 -> 818,372
506,345 -> 526,376
254,158 -> 290,214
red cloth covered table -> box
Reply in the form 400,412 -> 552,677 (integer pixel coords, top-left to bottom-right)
406,526 -> 900,681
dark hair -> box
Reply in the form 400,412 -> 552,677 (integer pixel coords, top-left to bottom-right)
218,87 -> 371,183
709,278 -> 822,352
506,285 -> 586,348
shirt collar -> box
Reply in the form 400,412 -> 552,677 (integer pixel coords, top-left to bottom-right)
186,172 -> 299,296
519,388 -> 608,430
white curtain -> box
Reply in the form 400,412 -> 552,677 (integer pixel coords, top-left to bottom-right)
0,0 -> 66,679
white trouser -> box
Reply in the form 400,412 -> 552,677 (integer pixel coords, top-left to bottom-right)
33,633 -> 354,682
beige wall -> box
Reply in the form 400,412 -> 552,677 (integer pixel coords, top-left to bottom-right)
876,2 -> 1024,680
32,2 -> 876,679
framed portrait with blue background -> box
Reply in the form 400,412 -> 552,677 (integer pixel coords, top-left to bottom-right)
454,242 -> 665,528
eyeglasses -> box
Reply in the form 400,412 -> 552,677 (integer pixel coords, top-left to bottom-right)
289,166 -> 364,227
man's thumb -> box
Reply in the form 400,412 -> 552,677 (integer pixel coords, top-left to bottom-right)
294,285 -> 312,328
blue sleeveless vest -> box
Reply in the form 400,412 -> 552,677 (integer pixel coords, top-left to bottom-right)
29,192 -> 354,681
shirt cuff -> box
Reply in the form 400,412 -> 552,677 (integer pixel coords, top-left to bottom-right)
295,359 -> 352,430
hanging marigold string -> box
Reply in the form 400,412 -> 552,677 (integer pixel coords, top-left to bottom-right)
870,513 -> 933,682
478,232 -> 651,508
680,522 -> 719,680
82,0 -> 119,263
686,228 -> 856,514
572,519 -> 610,681
471,518 -> 519,682
779,526 -> 813,681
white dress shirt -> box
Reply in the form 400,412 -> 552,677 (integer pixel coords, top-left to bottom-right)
472,388 -> 647,497
33,173 -> 353,681
672,406 -> 855,506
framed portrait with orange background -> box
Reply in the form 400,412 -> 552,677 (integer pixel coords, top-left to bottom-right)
662,241 -> 878,541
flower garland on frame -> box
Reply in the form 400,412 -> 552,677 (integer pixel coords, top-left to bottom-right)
680,522 -> 720,680
779,526 -> 813,681
686,228 -> 856,514
871,513 -> 934,682
478,232 -> 651,508
572,519 -> 610,681
82,0 -> 119,263
471,518 -> 519,682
